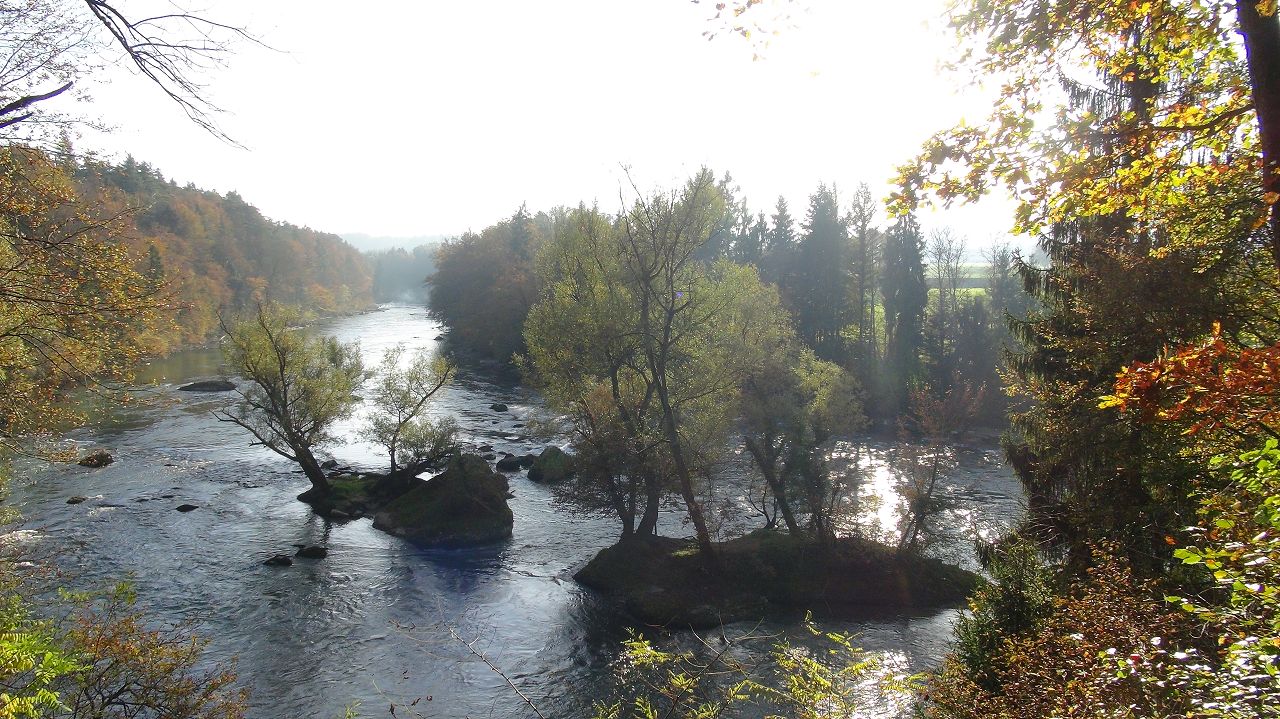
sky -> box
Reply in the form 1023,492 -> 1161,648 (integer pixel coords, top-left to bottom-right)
71,0 -> 1024,253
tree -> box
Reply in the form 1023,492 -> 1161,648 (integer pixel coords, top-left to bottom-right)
740,345 -> 865,541
792,184 -> 851,360
0,0 -> 250,142
362,344 -> 457,488
879,213 -> 927,414
216,304 -> 363,495
525,172 -> 792,559
0,147 -> 162,444
761,195 -> 796,285
923,228 -> 966,392
846,183 -> 881,373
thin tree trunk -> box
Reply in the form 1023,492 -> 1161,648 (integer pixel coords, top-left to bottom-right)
1238,0 -> 1280,268
744,438 -> 801,535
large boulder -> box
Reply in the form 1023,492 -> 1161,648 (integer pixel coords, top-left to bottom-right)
372,454 -> 513,546
528,446 -> 575,483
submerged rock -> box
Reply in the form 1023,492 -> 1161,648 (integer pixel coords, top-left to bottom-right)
372,454 -> 513,546
528,447 -> 575,483
175,504 -> 199,512
77,450 -> 113,468
263,554 -> 293,567
66,496 -> 88,505
295,545 -> 328,559
178,379 -> 236,392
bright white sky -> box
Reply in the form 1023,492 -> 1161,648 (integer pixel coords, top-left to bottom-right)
73,0 -> 1023,252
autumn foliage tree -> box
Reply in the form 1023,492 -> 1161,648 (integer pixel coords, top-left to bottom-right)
0,147 -> 162,443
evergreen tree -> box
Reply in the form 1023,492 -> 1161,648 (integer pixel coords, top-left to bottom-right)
762,195 -> 796,285
847,183 -> 880,372
879,213 -> 927,414
793,184 -> 851,360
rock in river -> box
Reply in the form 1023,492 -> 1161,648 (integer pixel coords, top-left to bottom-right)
175,503 -> 199,512
490,403 -> 509,412
528,446 -> 575,483
372,454 -> 513,546
66,496 -> 88,505
295,545 -> 328,559
495,454 -> 522,472
178,379 -> 237,392
263,554 -> 293,567
77,450 -> 113,468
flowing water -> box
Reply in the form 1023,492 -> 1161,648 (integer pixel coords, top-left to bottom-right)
7,304 -> 1024,719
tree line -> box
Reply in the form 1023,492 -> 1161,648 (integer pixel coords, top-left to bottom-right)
429,177 -> 1029,424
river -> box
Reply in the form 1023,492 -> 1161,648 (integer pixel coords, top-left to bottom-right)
7,304 -> 1024,719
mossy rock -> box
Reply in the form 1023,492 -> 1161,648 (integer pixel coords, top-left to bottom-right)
576,530 -> 980,628
528,446 -> 575,483
372,454 -> 513,546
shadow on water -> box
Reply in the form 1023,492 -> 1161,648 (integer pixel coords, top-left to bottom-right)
7,304 -> 1024,719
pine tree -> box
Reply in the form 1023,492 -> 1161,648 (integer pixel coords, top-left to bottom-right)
794,184 -> 851,360
879,213 -> 927,414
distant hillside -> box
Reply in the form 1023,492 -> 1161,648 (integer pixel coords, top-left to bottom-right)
75,154 -> 374,352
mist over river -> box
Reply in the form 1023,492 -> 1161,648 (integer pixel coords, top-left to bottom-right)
8,304 -> 1023,718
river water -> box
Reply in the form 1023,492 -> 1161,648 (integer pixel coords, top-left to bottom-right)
7,304 -> 1024,719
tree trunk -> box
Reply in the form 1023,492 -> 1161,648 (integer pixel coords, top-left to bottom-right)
652,374 -> 715,561
744,438 -> 801,535
1238,0 -> 1280,268
297,449 -> 331,494
636,472 -> 661,537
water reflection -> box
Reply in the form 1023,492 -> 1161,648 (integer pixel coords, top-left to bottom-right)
8,304 -> 1024,718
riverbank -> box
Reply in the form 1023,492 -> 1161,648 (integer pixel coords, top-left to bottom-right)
576,530 -> 981,628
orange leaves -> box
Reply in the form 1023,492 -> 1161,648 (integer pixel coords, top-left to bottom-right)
1104,323 -> 1280,435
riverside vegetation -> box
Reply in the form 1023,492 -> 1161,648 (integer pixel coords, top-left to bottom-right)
3,0 -> 1280,717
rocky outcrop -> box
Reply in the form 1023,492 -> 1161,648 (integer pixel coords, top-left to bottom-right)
77,450 -> 113,468
527,446 -> 575,483
576,530 -> 981,628
178,379 -> 237,392
372,454 -> 513,546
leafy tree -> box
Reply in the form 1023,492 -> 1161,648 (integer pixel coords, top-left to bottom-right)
362,344 -> 456,488
217,304 -> 363,495
525,172 -> 792,558
595,618 -> 892,719
429,208 -> 549,365
0,147 -> 162,443
740,346 -> 865,540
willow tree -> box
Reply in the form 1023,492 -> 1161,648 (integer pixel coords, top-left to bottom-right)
524,171 -> 791,558
217,304 -> 363,495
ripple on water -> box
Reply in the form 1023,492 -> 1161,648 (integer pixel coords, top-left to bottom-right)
11,304 -> 1025,718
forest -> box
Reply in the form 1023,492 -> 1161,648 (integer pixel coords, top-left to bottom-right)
2,0 -> 1280,718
